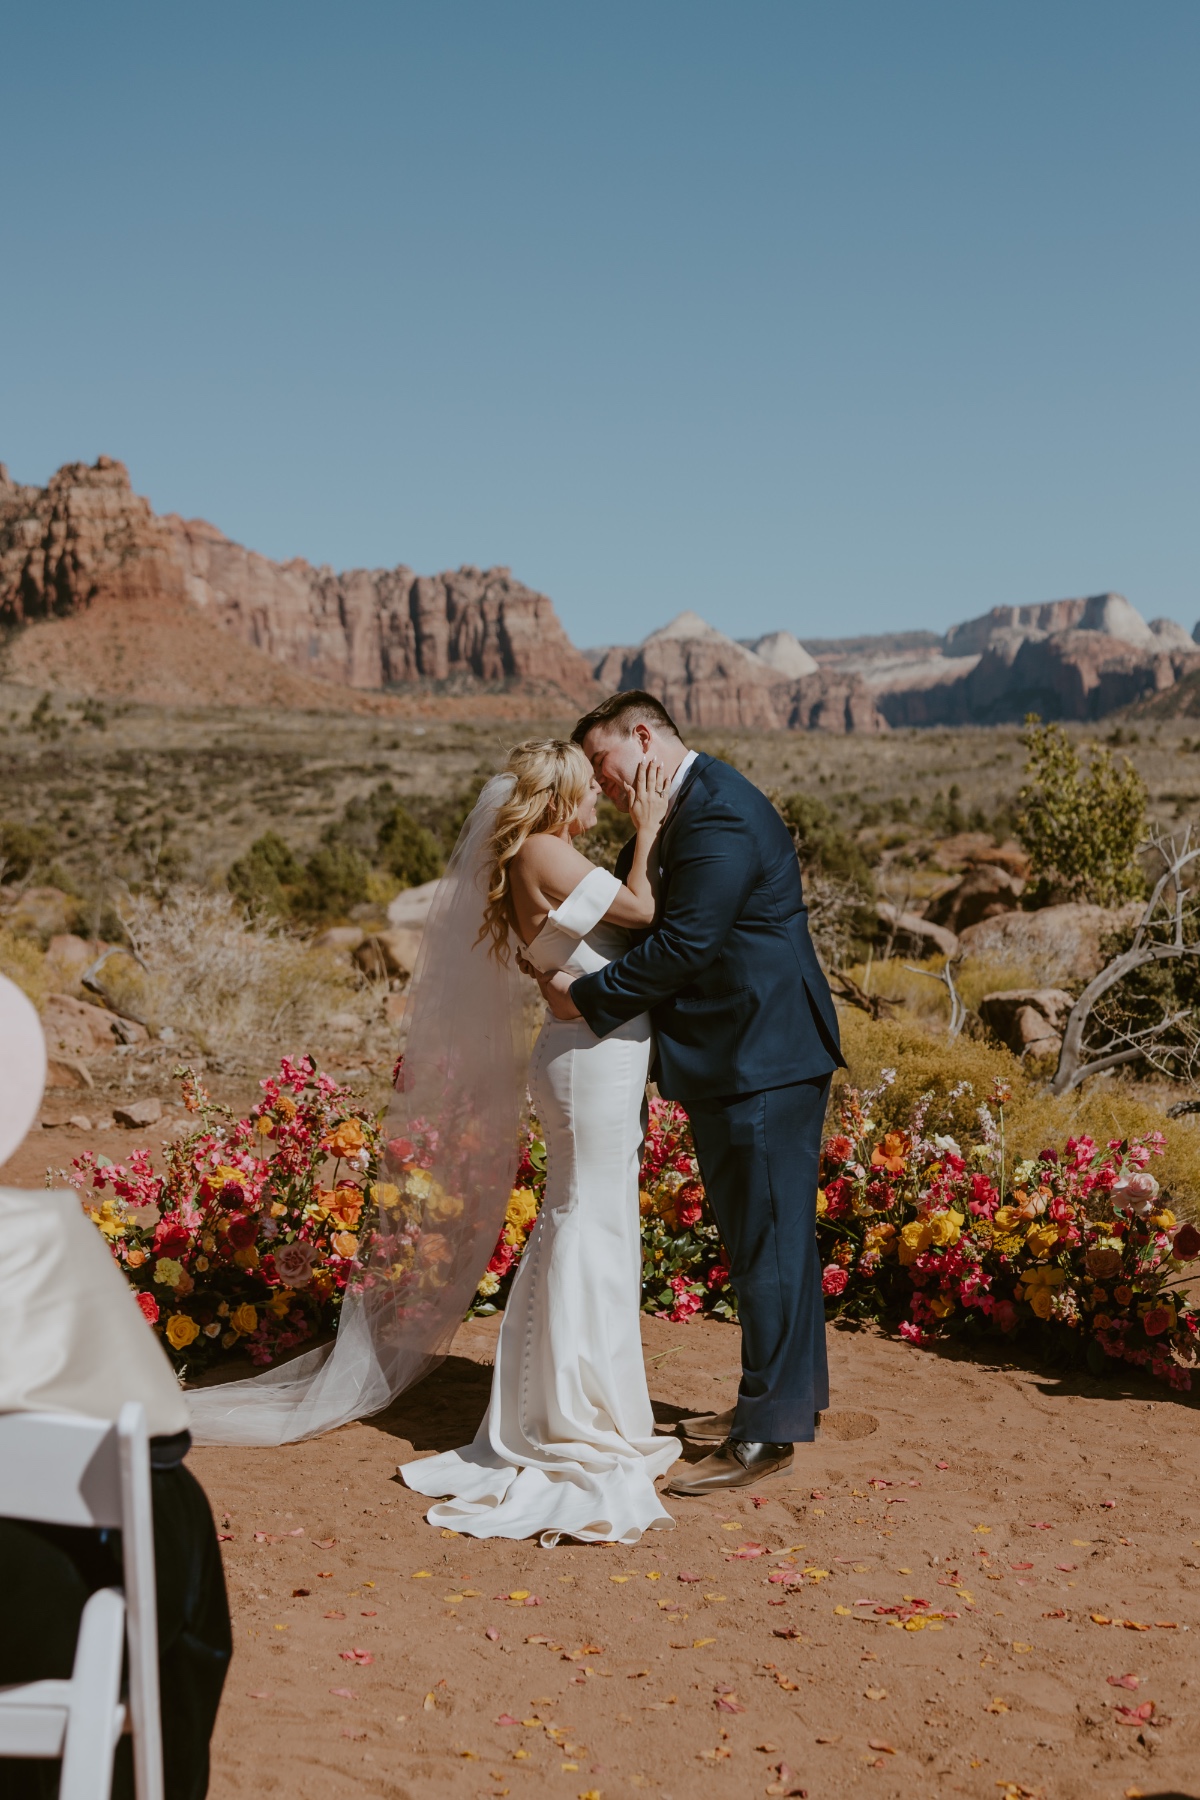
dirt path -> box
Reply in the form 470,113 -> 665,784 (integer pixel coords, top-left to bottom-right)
194,1312 -> 1199,1800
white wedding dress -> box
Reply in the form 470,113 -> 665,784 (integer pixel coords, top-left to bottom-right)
400,866 -> 681,1543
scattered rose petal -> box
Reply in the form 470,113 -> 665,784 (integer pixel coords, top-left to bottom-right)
328,1687 -> 356,1699
313,1539 -> 337,1549
485,1628 -> 499,1641
496,1713 -> 521,1726
864,1687 -> 887,1701
1108,1674 -> 1140,1689
867,1740 -> 896,1754
247,1690 -> 271,1699
324,1610 -> 346,1620
361,1609 -> 377,1616
1114,1701 -> 1156,1725
935,1461 -> 948,1470
678,1573 -> 702,1583
339,1648 -> 374,1664
217,1532 -> 234,1542
1055,1564 -> 1077,1572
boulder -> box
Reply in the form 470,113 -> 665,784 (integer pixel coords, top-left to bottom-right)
313,925 -> 365,953
978,988 -> 1076,1060
353,928 -> 423,981
926,864 -> 1025,934
41,993 -> 123,1058
957,901 -> 1142,988
113,1098 -> 163,1129
43,934 -> 105,995
6,886 -> 73,942
45,1056 -> 93,1090
386,879 -> 442,931
875,903 -> 960,961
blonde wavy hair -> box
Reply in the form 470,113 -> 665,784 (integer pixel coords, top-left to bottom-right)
481,739 -> 594,961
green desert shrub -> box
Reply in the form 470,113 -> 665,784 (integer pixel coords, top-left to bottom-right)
1017,717 -> 1147,907
0,927 -> 48,1009
376,804 -> 444,887
777,792 -> 875,894
227,832 -> 305,919
0,820 -> 57,882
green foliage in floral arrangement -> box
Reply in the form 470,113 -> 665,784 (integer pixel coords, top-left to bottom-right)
1017,716 -> 1147,907
71,1059 -> 381,1373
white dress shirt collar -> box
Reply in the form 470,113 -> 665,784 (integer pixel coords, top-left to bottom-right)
666,748 -> 699,809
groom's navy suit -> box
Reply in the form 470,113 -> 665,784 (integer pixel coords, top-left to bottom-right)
571,752 -> 845,1443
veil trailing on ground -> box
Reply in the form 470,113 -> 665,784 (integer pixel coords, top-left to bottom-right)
187,775 -> 529,1446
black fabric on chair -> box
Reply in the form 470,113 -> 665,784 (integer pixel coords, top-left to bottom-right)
0,1460 -> 231,1800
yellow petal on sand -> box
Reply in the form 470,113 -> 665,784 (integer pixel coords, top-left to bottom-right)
509,1590 -> 530,1601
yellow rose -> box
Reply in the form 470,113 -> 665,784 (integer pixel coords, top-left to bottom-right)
928,1212 -> 961,1248
816,1188 -> 828,1217
230,1303 -> 259,1336
233,1245 -> 260,1269
370,1182 -> 402,1212
1150,1209 -> 1176,1230
992,1206 -> 1023,1233
1028,1285 -> 1054,1320
403,1168 -> 434,1201
426,1187 -> 463,1222
1025,1223 -> 1060,1261
153,1257 -> 184,1288
505,1188 -> 539,1233
897,1220 -> 933,1265
165,1313 -> 200,1350
331,1231 -> 359,1259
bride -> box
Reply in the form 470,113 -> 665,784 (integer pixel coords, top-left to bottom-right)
399,738 -> 682,1543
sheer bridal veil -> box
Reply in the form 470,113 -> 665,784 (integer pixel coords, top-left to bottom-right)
187,775 -> 528,1446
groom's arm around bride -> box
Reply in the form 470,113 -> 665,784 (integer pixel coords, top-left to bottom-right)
543,689 -> 846,1493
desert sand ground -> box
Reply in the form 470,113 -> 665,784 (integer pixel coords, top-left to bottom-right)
186,1311 -> 1198,1800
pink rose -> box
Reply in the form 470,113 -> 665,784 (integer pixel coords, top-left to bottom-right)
1111,1172 -> 1160,1217
135,1292 -> 160,1325
822,1264 -> 849,1297
273,1241 -> 316,1287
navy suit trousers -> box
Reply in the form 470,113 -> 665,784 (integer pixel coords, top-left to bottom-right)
686,1075 -> 832,1444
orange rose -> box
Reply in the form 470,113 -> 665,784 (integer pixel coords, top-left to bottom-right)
330,1231 -> 360,1260
323,1119 -> 366,1158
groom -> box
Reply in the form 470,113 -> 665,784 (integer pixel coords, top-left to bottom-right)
532,689 -> 845,1496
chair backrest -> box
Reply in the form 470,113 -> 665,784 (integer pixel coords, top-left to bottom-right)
0,1411 -> 124,1528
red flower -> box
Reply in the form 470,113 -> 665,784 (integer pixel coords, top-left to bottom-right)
822,1264 -> 849,1297
706,1263 -> 730,1289
1173,1223 -> 1200,1261
675,1184 -> 704,1229
227,1213 -> 260,1250
152,1219 -> 190,1257
823,1134 -> 854,1163
135,1292 -> 160,1325
487,1241 -> 516,1277
1142,1307 -> 1172,1337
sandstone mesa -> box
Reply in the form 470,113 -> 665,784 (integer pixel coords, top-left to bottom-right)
2,454 -> 1197,728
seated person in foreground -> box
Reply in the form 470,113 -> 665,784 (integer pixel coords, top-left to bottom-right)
0,974 -> 232,1800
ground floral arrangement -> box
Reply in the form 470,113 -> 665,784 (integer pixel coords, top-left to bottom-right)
74,1063 -> 1200,1392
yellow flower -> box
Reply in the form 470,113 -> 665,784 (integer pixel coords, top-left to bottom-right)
195,1255 -> 209,1272
153,1257 -> 184,1289
816,1188 -> 828,1217
639,1189 -> 655,1217
90,1199 -> 127,1239
256,1115 -> 274,1137
505,1188 -> 539,1233
230,1303 -> 258,1336
331,1231 -> 359,1260
268,1292 -> 292,1318
897,1221 -> 933,1265
929,1294 -> 955,1318
165,1313 -> 200,1350
476,1270 -> 501,1298
1025,1223 -> 1060,1261
1150,1209 -> 1176,1230
928,1211 -> 962,1248
992,1206 -> 1023,1233
403,1168 -> 434,1201
426,1186 -> 463,1222
233,1245 -> 260,1269
1028,1286 -> 1054,1320
371,1182 -> 402,1212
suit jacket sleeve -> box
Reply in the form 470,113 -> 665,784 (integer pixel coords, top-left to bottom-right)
571,795 -> 757,1037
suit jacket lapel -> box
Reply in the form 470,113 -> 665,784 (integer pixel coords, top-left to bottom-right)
660,752 -> 709,867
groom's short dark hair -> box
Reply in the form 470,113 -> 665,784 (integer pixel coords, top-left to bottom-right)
572,690 -> 682,745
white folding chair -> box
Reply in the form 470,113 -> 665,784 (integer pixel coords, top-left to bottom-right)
0,1402 -> 164,1800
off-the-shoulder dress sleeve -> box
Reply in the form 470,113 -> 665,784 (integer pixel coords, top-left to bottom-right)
547,866 -> 623,939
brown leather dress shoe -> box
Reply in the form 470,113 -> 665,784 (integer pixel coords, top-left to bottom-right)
663,1439 -> 794,1497
676,1406 -> 736,1443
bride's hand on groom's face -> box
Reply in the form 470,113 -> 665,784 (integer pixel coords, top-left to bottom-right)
625,757 -> 670,834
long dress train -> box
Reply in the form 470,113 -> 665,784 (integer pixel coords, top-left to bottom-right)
400,867 -> 681,1543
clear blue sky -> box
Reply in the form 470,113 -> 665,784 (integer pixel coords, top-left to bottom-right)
2,2 -> 1198,649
